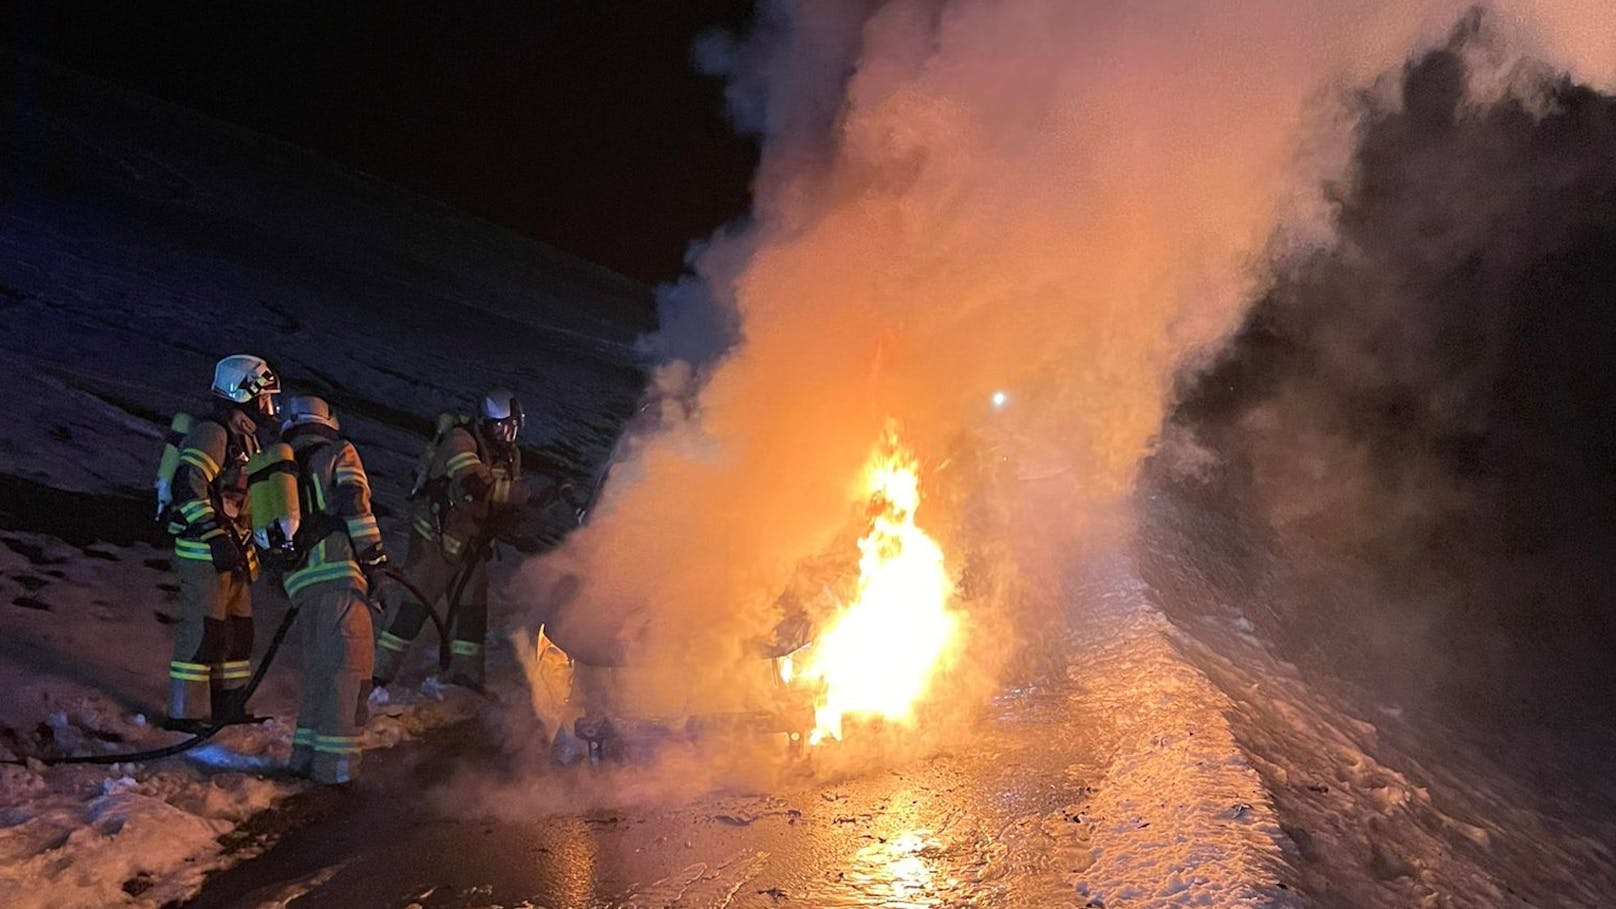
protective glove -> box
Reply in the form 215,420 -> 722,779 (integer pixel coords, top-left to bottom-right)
505,478 -> 533,507
355,542 -> 389,572
557,482 -> 587,524
363,572 -> 395,613
207,531 -> 246,574
355,544 -> 392,610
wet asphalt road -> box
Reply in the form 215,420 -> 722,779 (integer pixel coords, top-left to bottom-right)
183,676 -> 1113,909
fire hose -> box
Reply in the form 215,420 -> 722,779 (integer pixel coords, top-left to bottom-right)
436,536 -> 492,673
379,560 -> 466,674
0,601 -> 304,767
4,489 -> 568,767
0,560 -> 480,768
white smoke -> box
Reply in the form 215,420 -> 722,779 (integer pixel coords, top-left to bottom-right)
518,0 -> 1616,732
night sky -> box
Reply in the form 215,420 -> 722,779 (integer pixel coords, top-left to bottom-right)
1,1 -> 760,285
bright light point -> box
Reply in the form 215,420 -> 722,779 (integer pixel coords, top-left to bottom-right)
991,390 -> 1008,409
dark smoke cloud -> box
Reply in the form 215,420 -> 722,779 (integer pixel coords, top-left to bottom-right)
1142,13 -> 1616,760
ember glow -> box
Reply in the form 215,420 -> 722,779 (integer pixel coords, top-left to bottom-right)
802,431 -> 959,744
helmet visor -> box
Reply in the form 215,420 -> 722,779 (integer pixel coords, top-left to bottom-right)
484,416 -> 521,444
242,368 -> 281,400
484,397 -> 523,444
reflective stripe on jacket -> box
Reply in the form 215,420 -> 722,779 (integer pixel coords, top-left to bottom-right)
283,434 -> 380,598
410,424 -> 520,554
171,410 -> 260,572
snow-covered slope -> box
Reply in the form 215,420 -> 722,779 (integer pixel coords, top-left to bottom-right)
1136,495 -> 1616,906
0,53 -> 652,537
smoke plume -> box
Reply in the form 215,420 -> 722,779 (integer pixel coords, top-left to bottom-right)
517,1 -> 1616,751
1141,10 -> 1616,788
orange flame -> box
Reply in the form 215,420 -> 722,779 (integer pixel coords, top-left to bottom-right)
802,430 -> 959,743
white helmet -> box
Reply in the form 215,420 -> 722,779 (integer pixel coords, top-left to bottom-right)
480,389 -> 524,443
280,395 -> 340,433
211,355 -> 281,404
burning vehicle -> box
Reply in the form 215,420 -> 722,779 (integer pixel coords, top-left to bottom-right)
522,381 -> 982,764
519,376 -> 1073,765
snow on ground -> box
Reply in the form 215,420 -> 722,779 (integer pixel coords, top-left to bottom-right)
0,54 -> 650,909
0,530 -> 292,909
1167,607 -> 1616,907
1061,556 -> 1294,908
0,528 -> 515,909
1138,566 -> 1616,907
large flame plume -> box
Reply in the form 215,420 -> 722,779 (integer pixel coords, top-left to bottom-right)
801,430 -> 959,744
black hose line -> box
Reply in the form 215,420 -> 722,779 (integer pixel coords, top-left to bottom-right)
378,566 -> 451,663
2,603 -> 303,767
436,541 -> 487,673
5,546 -> 488,767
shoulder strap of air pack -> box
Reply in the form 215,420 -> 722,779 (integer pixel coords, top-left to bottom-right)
290,439 -> 346,553
410,413 -> 472,499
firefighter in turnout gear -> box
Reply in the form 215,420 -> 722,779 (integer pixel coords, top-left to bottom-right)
373,390 -> 532,691
275,396 -> 387,784
162,355 -> 281,733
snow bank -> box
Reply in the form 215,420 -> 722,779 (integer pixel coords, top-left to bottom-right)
1064,559 -> 1296,907
0,766 -> 280,909
0,529 -> 502,908
1168,602 -> 1616,906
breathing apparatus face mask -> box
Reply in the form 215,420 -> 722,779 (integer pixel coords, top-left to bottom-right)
484,415 -> 520,444
255,393 -> 283,421
484,397 -> 524,445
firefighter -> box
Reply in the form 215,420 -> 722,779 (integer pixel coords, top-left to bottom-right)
276,395 -> 388,784
162,354 -> 280,733
373,390 -> 533,692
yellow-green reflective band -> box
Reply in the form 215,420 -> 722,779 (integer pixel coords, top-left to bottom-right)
346,516 -> 381,540
412,517 -> 435,540
293,728 -> 316,745
450,640 -> 483,656
179,500 -> 214,521
180,449 -> 221,480
334,467 -> 368,488
378,631 -> 411,652
492,477 -> 512,503
198,527 -> 225,541
175,540 -> 212,560
217,661 -> 252,680
445,452 -> 479,476
442,536 -> 464,557
285,561 -> 364,597
313,735 -> 363,754
169,661 -> 210,681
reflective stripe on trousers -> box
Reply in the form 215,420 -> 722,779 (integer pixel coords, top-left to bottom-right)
169,560 -> 253,720
291,580 -> 373,785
